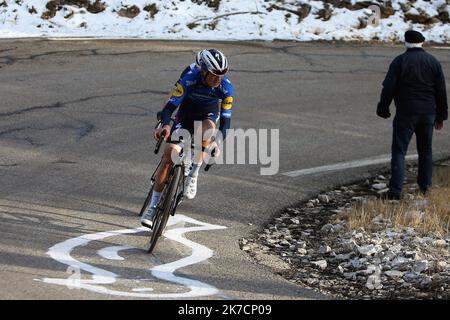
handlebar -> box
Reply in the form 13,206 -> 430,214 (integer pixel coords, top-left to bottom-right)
153,111 -> 216,169
154,111 -> 162,129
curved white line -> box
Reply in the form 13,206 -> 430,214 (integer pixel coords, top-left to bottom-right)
132,288 -> 154,292
97,246 -> 134,261
39,215 -> 227,298
151,215 -> 227,297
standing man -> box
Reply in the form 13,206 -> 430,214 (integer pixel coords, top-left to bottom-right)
377,30 -> 448,200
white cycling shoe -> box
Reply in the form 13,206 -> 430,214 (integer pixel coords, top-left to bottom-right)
141,206 -> 157,229
184,160 -> 192,177
184,176 -> 198,199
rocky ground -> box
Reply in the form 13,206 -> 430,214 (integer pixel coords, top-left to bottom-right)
240,160 -> 450,299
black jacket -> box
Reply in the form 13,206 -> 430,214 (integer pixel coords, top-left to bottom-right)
377,47 -> 448,122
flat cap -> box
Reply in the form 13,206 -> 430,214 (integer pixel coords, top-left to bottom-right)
405,30 -> 425,43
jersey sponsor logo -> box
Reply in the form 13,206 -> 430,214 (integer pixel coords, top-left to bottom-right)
185,80 -> 197,86
222,96 -> 233,110
223,96 -> 233,103
172,83 -> 184,97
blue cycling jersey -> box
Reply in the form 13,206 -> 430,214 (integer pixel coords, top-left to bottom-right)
168,68 -> 234,120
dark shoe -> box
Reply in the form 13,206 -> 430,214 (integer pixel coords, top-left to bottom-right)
419,188 -> 429,196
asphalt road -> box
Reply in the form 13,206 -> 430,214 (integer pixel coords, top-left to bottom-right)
0,39 -> 449,300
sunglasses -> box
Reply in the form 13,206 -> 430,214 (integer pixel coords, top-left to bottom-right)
209,68 -> 228,76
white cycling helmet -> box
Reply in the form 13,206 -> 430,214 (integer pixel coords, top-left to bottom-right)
199,49 -> 229,76
195,50 -> 204,68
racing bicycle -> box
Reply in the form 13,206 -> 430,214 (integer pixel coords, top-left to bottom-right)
139,113 -> 215,254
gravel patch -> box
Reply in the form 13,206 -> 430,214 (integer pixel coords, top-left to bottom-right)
241,161 -> 450,299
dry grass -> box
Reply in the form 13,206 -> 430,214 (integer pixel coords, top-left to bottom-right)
346,165 -> 450,236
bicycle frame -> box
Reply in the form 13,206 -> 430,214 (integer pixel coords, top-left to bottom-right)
149,140 -> 188,216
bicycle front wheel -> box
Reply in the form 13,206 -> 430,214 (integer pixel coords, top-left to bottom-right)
147,165 -> 182,254
139,183 -> 154,217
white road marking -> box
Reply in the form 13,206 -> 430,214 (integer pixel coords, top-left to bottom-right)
151,215 -> 226,292
38,214 -> 227,298
282,154 -> 418,177
97,246 -> 134,261
132,288 -> 154,292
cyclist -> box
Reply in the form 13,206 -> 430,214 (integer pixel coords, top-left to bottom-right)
141,49 -> 234,228
163,50 -> 204,176
162,49 -> 218,172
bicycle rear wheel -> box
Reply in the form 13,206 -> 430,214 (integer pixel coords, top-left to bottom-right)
147,165 -> 182,254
